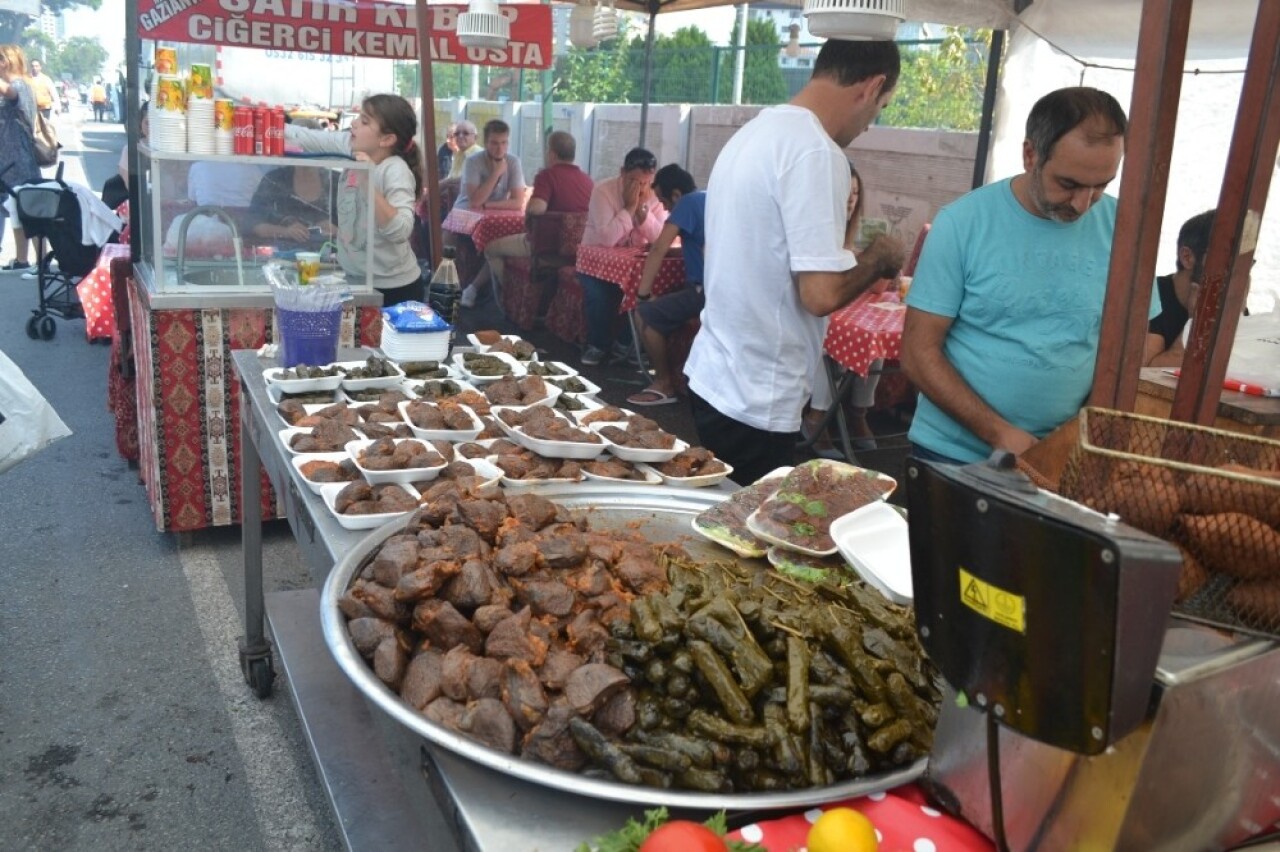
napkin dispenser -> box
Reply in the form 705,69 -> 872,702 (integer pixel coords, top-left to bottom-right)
906,453 -> 1182,754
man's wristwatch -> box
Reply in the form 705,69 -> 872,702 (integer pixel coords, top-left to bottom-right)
637,292 -> 652,301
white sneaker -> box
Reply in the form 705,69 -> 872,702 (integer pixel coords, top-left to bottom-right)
459,284 -> 478,308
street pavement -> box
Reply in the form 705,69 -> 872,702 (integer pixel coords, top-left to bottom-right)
0,107 -> 342,850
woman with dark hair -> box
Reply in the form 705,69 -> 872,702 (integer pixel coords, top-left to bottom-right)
285,93 -> 426,305
0,43 -> 40,270
246,165 -> 337,248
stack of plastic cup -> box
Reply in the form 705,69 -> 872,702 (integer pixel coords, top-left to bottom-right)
214,99 -> 235,155
187,98 -> 215,154
185,63 -> 215,154
150,74 -> 187,152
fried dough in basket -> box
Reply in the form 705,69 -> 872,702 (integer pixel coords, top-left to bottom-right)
1180,513 -> 1280,580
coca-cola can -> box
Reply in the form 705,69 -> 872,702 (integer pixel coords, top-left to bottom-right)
233,106 -> 253,155
253,107 -> 266,156
271,108 -> 286,156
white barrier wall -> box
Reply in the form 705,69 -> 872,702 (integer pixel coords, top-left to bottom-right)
515,102 -> 593,183
586,104 -> 688,181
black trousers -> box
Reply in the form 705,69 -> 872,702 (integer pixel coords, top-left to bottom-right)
689,390 -> 798,486
379,274 -> 426,308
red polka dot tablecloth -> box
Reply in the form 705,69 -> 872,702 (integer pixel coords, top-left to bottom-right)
469,211 -> 526,252
823,292 -> 906,377
75,242 -> 131,342
575,244 -> 686,312
442,207 -> 484,236
727,784 -> 993,851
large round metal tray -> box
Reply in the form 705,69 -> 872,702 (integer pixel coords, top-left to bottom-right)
320,482 -> 927,810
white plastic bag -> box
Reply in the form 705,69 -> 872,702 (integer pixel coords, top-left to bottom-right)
0,349 -> 72,474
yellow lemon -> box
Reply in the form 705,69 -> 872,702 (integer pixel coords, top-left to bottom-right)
807,807 -> 878,852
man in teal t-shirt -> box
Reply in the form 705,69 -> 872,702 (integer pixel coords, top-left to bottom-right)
902,86 -> 1164,464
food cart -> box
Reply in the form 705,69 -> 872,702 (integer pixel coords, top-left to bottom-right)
124,0 -> 1280,847
121,0 -> 553,532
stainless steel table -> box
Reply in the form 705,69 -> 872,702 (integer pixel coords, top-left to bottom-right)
232,348 -> 721,850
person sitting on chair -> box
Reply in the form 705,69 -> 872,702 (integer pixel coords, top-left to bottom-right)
626,164 -> 705,407
245,165 -> 338,249
1142,208 -> 1216,368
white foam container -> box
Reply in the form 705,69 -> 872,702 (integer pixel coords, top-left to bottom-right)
638,459 -> 734,489
345,438 -> 449,485
290,452 -> 362,495
587,423 -> 688,464
491,406 -> 607,460
453,351 -> 527,384
830,502 -> 913,604
551,375 -> 602,398
396,400 -> 484,442
319,481 -> 420,530
524,360 -> 579,380
482,380 -> 562,411
280,426 -> 367,455
334,359 -> 406,392
486,455 -> 585,488
263,367 -> 343,393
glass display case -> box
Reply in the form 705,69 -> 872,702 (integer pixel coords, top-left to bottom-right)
135,144 -> 376,297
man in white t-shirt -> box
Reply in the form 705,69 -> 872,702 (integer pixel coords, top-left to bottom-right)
684,40 -> 906,485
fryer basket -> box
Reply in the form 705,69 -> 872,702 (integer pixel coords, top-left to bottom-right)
1059,408 -> 1280,640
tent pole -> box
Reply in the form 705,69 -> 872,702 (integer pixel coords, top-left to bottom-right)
1089,0 -> 1191,411
970,28 -> 1004,190
732,3 -> 748,105
541,0 -> 553,139
125,0 -> 141,260
639,3 -> 658,145
416,0 -> 443,270
1171,0 -> 1280,424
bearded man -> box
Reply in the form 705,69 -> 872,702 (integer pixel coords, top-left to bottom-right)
901,86 -> 1164,464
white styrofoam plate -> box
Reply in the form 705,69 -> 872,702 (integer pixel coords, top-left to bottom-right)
523,360 -> 579,380
549,375 -> 602,398
482,380 -> 562,411
404,377 -> 479,401
587,423 -> 688,464
345,438 -> 449,485
319,481 -> 420,530
582,457 -> 664,486
637,459 -> 734,489
486,454 -> 585,489
333,359 -> 405,392
491,406 -> 607,461
263,366 -> 343,393
279,426 -> 367,455
290,452 -> 363,495
396,400 -> 484,442
453,351 -> 527,384
830,502 -> 913,604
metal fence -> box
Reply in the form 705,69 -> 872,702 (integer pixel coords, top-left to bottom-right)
400,37 -> 991,132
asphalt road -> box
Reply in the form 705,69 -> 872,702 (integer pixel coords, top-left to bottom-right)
0,107 -> 343,851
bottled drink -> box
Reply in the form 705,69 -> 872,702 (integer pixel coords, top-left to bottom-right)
426,246 -> 461,347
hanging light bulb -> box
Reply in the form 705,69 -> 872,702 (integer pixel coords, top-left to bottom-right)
569,0 -> 599,49
802,0 -> 905,41
785,23 -> 801,58
593,0 -> 619,44
458,0 -> 511,49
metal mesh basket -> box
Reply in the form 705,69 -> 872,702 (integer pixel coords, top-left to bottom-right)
1059,408 -> 1280,640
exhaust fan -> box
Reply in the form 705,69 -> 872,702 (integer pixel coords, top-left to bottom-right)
802,0 -> 906,41
458,0 -> 511,49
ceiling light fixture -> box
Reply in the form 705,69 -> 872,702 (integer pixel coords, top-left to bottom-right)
802,0 -> 906,41
457,0 -> 511,49
569,0 -> 599,49
593,0 -> 619,44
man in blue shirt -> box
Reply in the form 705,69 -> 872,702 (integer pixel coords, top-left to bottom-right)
902,87 -> 1163,464
627,165 -> 706,406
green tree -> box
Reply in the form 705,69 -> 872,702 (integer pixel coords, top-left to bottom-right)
52,36 -> 109,84
554,20 -> 633,104
716,18 -> 787,106
625,25 -> 715,105
0,0 -> 102,45
882,28 -> 990,131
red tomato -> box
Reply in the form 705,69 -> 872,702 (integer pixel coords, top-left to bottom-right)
638,821 -> 728,852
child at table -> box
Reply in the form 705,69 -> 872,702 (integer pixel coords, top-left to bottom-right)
285,94 -> 425,306
801,164 -> 899,455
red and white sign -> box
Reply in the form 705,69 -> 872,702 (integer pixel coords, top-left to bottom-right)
138,0 -> 554,70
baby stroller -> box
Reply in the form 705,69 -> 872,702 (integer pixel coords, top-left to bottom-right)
4,163 -> 114,340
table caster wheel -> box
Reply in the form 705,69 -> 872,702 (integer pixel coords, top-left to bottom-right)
39,316 -> 56,340
248,656 -> 275,699
26,316 -> 40,339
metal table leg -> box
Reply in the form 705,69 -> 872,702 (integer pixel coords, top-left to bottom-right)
238,377 -> 275,699
796,356 -> 858,462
